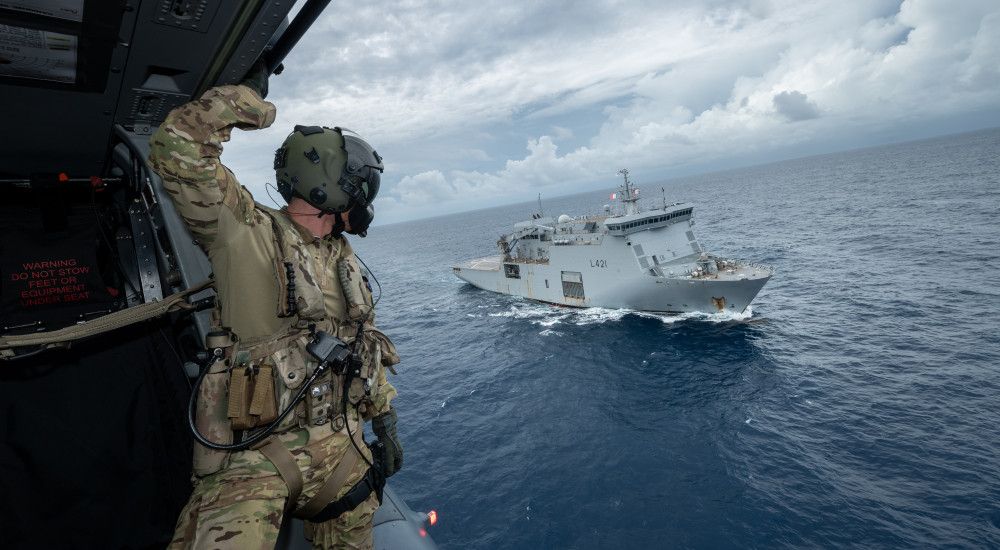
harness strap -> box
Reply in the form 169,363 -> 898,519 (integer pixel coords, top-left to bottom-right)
255,436 -> 304,513
238,330 -> 304,362
0,279 -> 214,360
295,425 -> 366,519
255,419 -> 367,518
308,464 -> 383,523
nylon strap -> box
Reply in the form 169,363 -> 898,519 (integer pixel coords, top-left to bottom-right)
249,364 -> 277,420
295,422 -> 366,519
0,279 -> 213,360
256,436 -> 304,513
237,330 -> 304,363
227,367 -> 250,421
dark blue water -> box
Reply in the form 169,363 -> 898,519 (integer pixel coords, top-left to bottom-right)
355,128 -> 1000,549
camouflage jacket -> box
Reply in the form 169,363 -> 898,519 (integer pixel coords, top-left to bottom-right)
149,85 -> 397,473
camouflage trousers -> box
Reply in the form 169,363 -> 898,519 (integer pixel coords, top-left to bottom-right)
169,424 -> 377,550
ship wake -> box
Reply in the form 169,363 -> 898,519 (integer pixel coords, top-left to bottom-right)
488,301 -> 755,329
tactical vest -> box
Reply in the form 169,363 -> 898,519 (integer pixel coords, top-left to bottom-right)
192,205 -> 397,476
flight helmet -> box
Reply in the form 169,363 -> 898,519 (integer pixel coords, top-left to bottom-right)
274,125 -> 383,235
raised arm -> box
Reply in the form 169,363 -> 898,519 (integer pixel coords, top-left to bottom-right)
148,85 -> 276,252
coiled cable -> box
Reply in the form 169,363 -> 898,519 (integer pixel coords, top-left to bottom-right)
187,354 -> 329,451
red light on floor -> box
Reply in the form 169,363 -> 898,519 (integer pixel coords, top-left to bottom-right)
419,528 -> 427,538
58,172 -> 69,182
427,510 -> 438,526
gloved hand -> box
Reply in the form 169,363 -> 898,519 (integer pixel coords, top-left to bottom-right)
240,59 -> 270,99
372,408 -> 403,477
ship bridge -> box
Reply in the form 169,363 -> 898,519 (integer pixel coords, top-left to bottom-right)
605,203 -> 693,236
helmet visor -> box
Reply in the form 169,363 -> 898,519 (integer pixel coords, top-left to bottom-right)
342,134 -> 383,205
361,167 -> 380,203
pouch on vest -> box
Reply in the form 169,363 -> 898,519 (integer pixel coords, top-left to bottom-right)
227,352 -> 279,430
193,357 -> 232,476
357,328 -> 400,406
338,257 -> 373,322
366,327 -> 400,375
305,368 -> 335,426
262,208 -> 326,321
265,332 -> 314,431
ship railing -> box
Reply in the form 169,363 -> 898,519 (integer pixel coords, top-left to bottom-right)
553,238 -> 599,246
555,221 -> 604,235
508,257 -> 550,265
728,259 -> 775,272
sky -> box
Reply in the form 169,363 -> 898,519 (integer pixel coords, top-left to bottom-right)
223,0 -> 1000,224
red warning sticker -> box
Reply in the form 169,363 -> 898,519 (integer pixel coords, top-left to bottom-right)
1,217 -> 116,328
8,259 -> 95,307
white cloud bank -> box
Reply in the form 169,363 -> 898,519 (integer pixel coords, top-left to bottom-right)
225,0 -> 1000,223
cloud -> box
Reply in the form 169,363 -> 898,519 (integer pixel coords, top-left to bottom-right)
394,170 -> 452,204
551,126 -> 574,141
458,148 -> 492,162
773,91 -> 821,121
222,0 -> 1000,224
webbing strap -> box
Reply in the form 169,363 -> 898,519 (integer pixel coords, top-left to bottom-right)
295,424 -> 366,519
227,368 -> 250,420
238,330 -> 303,362
256,436 -> 304,513
249,364 -> 277,419
0,279 -> 214,360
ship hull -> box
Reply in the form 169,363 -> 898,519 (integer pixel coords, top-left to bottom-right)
453,255 -> 770,314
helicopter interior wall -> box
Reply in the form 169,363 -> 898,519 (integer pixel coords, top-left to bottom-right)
0,0 -> 297,177
0,1 -> 357,547
0,181 -> 193,548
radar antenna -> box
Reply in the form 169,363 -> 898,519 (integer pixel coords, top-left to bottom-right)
616,168 -> 641,215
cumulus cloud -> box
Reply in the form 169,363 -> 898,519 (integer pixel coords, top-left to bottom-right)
224,0 -> 1000,223
394,170 -> 452,204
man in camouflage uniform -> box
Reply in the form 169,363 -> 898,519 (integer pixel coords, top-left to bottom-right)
149,68 -> 402,549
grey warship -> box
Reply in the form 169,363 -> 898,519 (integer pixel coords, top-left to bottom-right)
453,169 -> 773,314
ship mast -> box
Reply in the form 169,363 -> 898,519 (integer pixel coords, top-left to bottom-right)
617,168 -> 640,215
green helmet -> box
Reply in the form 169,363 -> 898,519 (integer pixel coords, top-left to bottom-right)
273,125 -> 383,213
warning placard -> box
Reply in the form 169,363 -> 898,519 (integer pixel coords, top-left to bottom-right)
1,213 -> 115,330
8,258 -> 95,307
0,1 -> 84,22
0,24 -> 77,83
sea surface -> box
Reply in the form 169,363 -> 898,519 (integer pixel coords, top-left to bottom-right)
354,128 -> 1000,549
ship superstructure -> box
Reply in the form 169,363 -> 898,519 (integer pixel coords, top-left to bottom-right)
453,170 -> 772,314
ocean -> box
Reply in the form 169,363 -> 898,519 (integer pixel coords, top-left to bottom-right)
354,128 -> 1000,549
